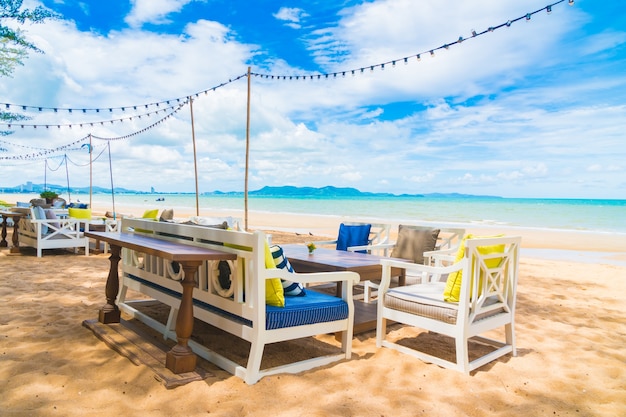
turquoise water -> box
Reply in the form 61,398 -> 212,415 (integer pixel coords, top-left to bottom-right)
70,194 -> 626,234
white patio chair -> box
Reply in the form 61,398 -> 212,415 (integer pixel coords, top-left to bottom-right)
359,226 -> 465,302
376,235 -> 521,374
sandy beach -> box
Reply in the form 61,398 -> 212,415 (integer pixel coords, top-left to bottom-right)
1,199 -> 625,416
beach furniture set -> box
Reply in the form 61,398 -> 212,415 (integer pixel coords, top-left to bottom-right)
3,206 -> 521,383
88,217 -> 359,385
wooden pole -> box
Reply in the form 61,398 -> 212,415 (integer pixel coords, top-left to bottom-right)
190,96 -> 200,216
107,141 -> 116,218
245,66 -> 251,231
89,134 -> 93,209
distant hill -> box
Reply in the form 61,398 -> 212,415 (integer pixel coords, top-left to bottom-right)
206,186 -> 500,199
3,183 -> 500,199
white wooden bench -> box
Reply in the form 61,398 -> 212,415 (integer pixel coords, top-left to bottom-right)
116,218 -> 359,384
18,207 -> 89,257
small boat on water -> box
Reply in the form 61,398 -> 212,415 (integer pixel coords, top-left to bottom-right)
156,197 -> 165,201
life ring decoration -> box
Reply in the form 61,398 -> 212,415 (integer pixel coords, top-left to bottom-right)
211,259 -> 237,298
166,260 -> 184,281
131,251 -> 145,269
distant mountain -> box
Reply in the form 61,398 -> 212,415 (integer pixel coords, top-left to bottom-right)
206,186 -> 500,199
3,183 -> 500,199
248,186 -> 406,197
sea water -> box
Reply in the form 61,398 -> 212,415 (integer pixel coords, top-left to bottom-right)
71,194 -> 626,234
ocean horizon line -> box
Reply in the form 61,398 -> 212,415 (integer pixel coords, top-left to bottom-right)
2,191 -> 624,234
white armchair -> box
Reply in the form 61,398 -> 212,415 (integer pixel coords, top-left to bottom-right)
18,207 -> 89,257
376,235 -> 521,374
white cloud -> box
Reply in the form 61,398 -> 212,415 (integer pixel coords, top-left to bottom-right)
125,0 -> 196,28
2,0 -> 625,199
273,7 -> 309,29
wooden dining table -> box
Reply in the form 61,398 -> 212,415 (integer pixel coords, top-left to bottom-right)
0,210 -> 25,254
281,244 -> 409,334
84,231 -> 236,374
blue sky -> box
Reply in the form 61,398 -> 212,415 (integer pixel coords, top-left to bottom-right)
1,0 -> 625,198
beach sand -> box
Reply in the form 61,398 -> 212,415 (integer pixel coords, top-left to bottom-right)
1,200 -> 625,416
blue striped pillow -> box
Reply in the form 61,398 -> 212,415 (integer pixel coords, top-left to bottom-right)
270,245 -> 306,296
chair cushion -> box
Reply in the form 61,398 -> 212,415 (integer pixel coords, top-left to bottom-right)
32,206 -> 48,235
159,208 -> 174,221
266,289 -> 348,330
44,209 -> 60,230
68,208 -> 92,219
264,242 -> 285,307
270,244 -> 306,296
443,234 -> 504,302
336,223 -> 371,252
384,282 -> 458,324
142,209 -> 159,220
390,225 -> 440,264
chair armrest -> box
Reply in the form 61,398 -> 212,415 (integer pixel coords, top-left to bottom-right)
424,249 -> 457,266
310,239 -> 338,246
347,242 -> 395,254
424,247 -> 457,258
379,258 -> 464,290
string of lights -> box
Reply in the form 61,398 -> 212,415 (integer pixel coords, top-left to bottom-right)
90,101 -> 187,142
1,0 -> 574,162
0,134 -> 89,160
0,102 -> 187,160
250,0 -> 573,80
0,102 -> 182,130
0,73 -> 247,116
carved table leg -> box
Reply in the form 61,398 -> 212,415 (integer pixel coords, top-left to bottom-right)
0,216 -> 7,247
99,244 -> 121,324
10,216 -> 21,254
166,260 -> 201,374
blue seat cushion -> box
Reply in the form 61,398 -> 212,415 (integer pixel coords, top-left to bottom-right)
126,275 -> 347,331
336,223 -> 371,253
266,289 -> 348,330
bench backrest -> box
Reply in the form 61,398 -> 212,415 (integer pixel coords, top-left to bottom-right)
120,218 -> 278,325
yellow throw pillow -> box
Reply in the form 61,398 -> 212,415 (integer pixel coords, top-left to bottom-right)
68,207 -> 92,219
443,234 -> 504,302
142,209 -> 159,220
264,242 -> 285,307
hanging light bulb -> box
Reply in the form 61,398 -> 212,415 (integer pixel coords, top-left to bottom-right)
506,20 -> 512,27
547,5 -> 552,14
526,13 -> 531,21
430,50 -> 435,57
472,29 -> 477,37
416,54 -> 421,61
568,0 -> 574,5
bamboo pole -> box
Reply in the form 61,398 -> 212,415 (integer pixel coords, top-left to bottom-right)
190,96 -> 200,216
245,66 -> 251,231
89,134 -> 93,209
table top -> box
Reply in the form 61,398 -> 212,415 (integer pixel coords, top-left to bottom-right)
85,231 -> 237,262
281,244 -> 409,273
0,210 -> 26,218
